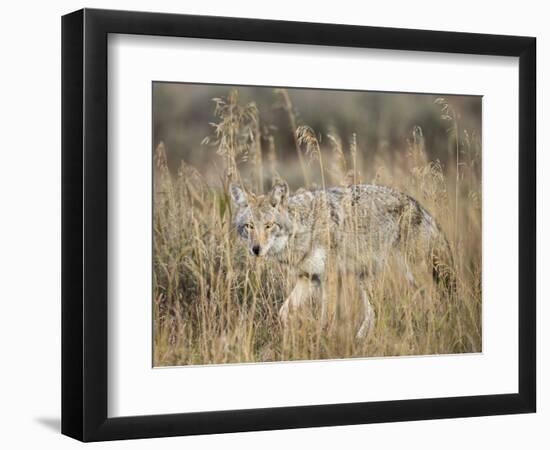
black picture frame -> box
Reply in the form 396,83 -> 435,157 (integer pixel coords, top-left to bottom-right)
61,8 -> 536,442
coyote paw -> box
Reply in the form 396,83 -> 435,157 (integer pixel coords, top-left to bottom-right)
356,318 -> 374,339
356,304 -> 375,339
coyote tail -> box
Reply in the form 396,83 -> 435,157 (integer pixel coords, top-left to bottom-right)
420,206 -> 457,294
432,233 -> 456,294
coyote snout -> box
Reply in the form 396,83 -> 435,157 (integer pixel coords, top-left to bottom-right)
230,180 -> 454,338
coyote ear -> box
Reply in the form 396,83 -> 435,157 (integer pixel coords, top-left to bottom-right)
269,180 -> 289,207
229,183 -> 248,208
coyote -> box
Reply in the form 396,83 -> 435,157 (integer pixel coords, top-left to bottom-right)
230,181 -> 454,338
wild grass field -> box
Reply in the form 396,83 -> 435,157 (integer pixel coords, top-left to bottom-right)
153,86 -> 482,367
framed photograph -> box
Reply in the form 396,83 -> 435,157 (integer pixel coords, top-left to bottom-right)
61,8 -> 536,442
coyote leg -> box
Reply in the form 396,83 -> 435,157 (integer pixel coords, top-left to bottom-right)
279,275 -> 320,324
395,251 -> 433,304
320,286 -> 329,328
356,282 -> 375,339
395,251 -> 418,288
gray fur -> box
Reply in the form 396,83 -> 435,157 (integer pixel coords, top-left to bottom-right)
230,182 -> 454,336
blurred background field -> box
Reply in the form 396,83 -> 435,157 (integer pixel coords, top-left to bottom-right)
153,83 -> 482,366
153,83 -> 481,188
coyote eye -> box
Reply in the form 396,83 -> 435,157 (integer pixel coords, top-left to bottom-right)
265,222 -> 274,230
245,223 -> 254,230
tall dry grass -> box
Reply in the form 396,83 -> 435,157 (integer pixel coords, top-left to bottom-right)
153,89 -> 482,366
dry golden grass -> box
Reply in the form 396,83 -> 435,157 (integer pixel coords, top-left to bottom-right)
153,90 -> 482,367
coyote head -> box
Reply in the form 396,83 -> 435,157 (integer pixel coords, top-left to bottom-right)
229,181 -> 290,257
